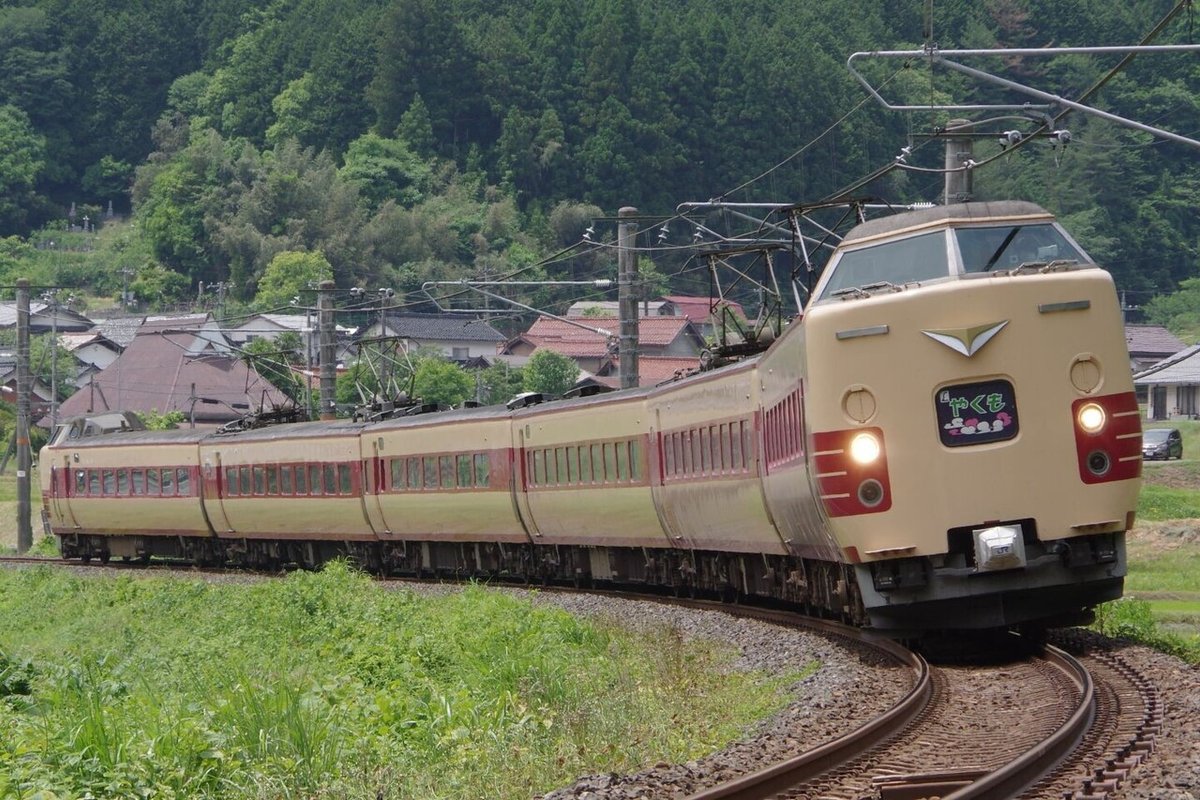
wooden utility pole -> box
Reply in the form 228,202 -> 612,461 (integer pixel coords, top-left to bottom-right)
318,280 -> 336,420
16,278 -> 32,552
617,206 -> 639,389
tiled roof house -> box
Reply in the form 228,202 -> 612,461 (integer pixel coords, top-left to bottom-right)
1134,343 -> 1200,420
55,315 -> 287,425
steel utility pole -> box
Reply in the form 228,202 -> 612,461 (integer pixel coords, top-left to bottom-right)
16,279 -> 32,553
318,280 -> 336,420
618,206 -> 640,389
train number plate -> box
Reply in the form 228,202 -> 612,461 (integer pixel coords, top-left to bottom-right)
935,379 -> 1018,447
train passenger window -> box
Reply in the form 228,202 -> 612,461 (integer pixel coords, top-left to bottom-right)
132,470 -> 145,496
237,467 -> 249,496
162,468 -> 176,496
630,440 -> 642,481
76,470 -> 86,495
440,456 -> 454,489
743,424 -> 755,468
546,448 -> 559,485
580,445 -> 594,483
323,464 -> 337,495
116,470 -> 129,495
457,455 -> 472,487
88,470 -> 99,495
700,429 -> 711,474
692,431 -> 704,476
102,469 -> 115,495
532,450 -> 545,486
223,467 -> 236,496
663,437 -> 675,478
591,445 -> 604,484
570,447 -> 582,484
253,466 -> 265,495
309,465 -> 322,495
424,457 -> 438,489
603,443 -> 617,483
390,459 -> 403,490
407,458 -> 420,490
147,468 -> 160,495
295,465 -> 307,495
176,468 -> 190,496
280,466 -> 293,495
556,448 -> 569,486
731,422 -> 744,471
616,442 -> 629,481
339,464 -> 352,494
474,453 -> 489,487
267,465 -> 278,495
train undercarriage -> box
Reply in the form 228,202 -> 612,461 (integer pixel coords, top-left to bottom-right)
56,531 -> 869,626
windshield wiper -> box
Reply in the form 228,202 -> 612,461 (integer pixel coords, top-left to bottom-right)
982,226 -> 1022,272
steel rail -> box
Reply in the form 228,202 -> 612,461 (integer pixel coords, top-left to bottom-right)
941,643 -> 1095,799
671,603 -> 931,800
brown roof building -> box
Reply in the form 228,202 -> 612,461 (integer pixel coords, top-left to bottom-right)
56,315 -> 288,426
501,316 -> 705,375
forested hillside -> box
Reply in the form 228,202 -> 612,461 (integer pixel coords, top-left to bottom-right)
1,0 -> 1198,327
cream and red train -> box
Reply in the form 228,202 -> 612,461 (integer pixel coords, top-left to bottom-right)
40,201 -> 1142,632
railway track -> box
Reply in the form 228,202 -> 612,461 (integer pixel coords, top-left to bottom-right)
0,556 -> 1165,799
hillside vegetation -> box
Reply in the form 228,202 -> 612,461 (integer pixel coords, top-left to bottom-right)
1,0 -> 1199,329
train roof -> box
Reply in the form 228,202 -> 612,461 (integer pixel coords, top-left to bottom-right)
841,201 -> 1053,246
58,427 -> 212,448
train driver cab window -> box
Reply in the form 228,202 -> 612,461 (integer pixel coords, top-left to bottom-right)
819,231 -> 949,300
956,223 -> 1085,273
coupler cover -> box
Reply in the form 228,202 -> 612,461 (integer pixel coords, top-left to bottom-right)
973,524 -> 1026,572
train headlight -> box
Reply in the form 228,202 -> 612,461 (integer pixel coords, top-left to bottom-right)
1077,403 -> 1106,434
849,432 -> 881,464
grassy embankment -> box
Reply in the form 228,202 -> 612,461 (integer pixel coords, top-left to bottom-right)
1096,420 -> 1200,662
0,565 -> 810,799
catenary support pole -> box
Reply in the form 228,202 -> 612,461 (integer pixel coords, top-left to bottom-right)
318,280 -> 336,420
16,278 -> 32,552
618,207 -> 639,389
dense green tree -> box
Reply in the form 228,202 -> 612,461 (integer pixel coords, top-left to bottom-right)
476,361 -> 525,405
253,250 -> 334,311
523,349 -> 579,396
0,105 -> 46,233
340,133 -> 431,210
1143,277 -> 1200,344
412,357 -> 473,406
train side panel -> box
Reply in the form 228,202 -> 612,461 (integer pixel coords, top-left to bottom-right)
515,393 -> 671,548
199,424 -> 375,541
756,323 -> 846,562
648,361 -> 789,555
43,433 -> 210,540
366,412 -> 528,543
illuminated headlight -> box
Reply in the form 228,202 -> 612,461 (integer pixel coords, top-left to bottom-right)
849,432 -> 881,464
1077,403 -> 1106,433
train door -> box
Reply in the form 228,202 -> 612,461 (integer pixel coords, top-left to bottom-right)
510,425 -> 540,539
361,437 -> 389,535
202,452 -> 234,534
648,410 -> 694,549
53,455 -> 80,530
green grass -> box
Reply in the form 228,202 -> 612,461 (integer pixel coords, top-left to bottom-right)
0,564 -> 808,799
1136,484 -> 1200,520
